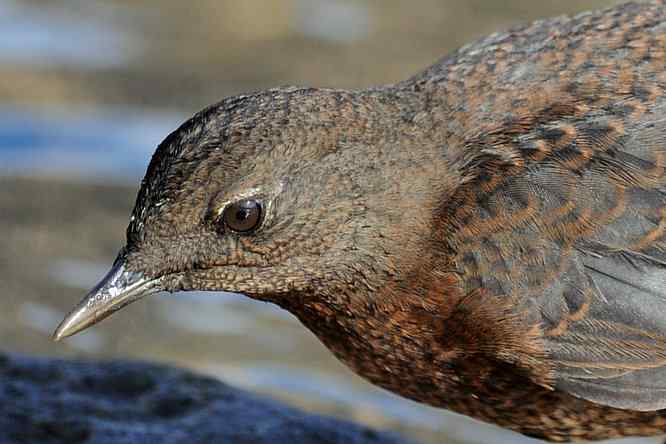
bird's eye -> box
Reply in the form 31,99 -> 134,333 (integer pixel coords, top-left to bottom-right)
221,199 -> 263,233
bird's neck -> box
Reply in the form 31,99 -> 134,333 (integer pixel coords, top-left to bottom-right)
282,277 -> 556,426
294,292 -> 452,399
275,266 -> 468,406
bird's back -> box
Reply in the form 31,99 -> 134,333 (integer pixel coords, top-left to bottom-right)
379,1 -> 666,439
409,0 -> 666,416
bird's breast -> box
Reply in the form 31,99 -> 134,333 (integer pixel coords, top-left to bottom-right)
289,296 -> 665,442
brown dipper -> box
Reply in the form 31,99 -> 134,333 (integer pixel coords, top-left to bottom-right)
54,1 -> 666,441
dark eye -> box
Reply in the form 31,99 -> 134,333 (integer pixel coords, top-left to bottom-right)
222,199 -> 263,233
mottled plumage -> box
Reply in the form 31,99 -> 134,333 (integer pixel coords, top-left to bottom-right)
56,1 -> 666,441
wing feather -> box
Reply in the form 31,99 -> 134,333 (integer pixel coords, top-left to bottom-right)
447,95 -> 666,410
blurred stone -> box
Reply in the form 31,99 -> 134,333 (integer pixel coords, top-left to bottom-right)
0,352 -> 414,444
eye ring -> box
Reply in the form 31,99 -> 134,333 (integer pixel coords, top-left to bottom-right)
220,199 -> 263,234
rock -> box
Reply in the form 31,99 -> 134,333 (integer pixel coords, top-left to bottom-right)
0,352 -> 414,444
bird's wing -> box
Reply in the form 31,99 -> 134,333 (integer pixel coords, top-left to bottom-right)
446,95 -> 666,411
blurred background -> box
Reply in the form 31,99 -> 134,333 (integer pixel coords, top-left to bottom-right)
1,1 -> 657,444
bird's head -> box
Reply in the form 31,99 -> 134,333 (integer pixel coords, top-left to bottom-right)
54,87 -> 454,340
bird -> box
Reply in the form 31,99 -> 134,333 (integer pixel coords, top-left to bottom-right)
53,1 -> 666,442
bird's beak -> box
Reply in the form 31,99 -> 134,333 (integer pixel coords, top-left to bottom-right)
52,258 -> 164,341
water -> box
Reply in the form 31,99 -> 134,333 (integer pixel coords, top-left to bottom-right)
0,0 -> 133,69
1,0 -> 660,442
0,106 -> 182,181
